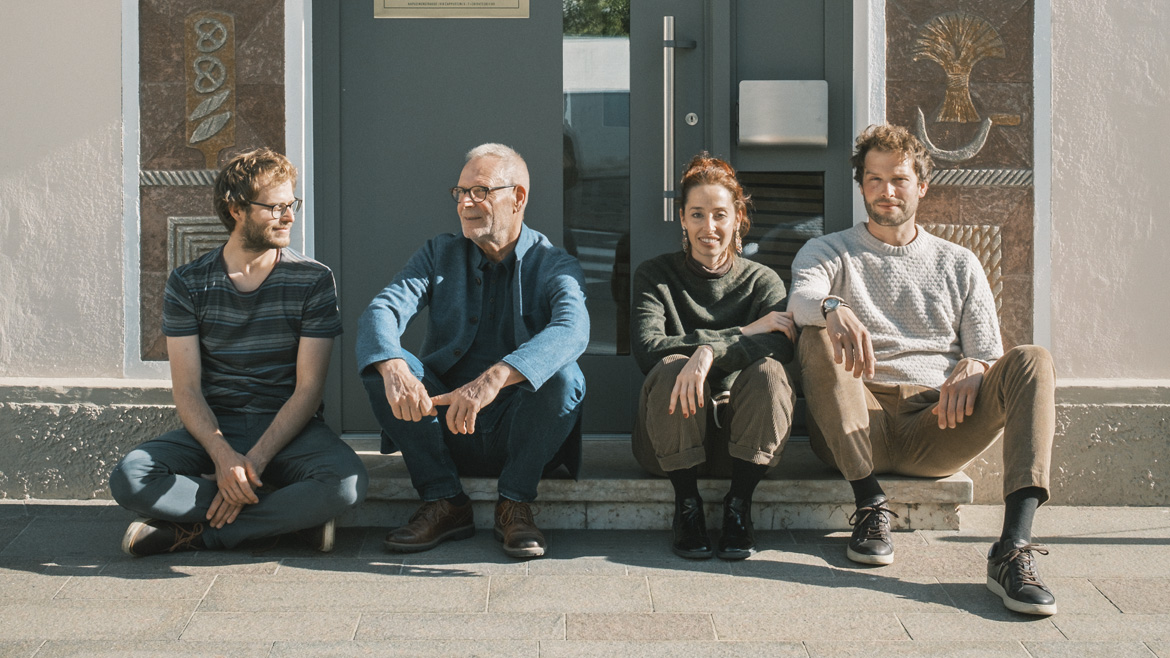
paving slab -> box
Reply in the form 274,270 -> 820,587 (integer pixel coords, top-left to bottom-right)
897,612 -> 1065,641
269,640 -> 538,656
711,611 -> 909,642
1150,641 -> 1170,657
565,612 -> 715,640
55,573 -> 215,600
0,600 -> 195,641
181,611 -> 358,642
274,557 -> 404,580
1090,577 -> 1170,614
32,640 -> 273,657
1021,641 -> 1160,657
199,575 -> 489,612
0,641 -> 42,657
649,575 -> 955,613
804,640 -> 1030,656
487,575 -> 652,613
99,553 -> 280,576
537,640 -> 809,657
0,519 -> 126,559
726,544 -> 838,582
357,612 -> 564,640
0,574 -> 70,601
1050,613 -> 1170,642
527,556 -> 627,576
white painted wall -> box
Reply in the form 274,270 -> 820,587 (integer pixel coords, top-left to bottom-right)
1051,0 -> 1170,378
0,2 -> 125,377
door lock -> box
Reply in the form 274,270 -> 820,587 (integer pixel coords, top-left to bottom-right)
685,112 -> 699,126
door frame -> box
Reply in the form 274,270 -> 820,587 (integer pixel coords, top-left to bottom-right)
296,0 -> 884,435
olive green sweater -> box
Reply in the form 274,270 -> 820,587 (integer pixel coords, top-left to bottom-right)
632,252 -> 794,392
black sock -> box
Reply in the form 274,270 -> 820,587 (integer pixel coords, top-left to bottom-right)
849,474 -> 886,507
727,459 -> 769,503
1000,486 -> 1044,546
448,492 -> 470,506
667,466 -> 701,503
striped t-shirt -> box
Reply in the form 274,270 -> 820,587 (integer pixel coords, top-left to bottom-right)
162,246 -> 343,415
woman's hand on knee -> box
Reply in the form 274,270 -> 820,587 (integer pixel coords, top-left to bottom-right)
669,346 -> 714,418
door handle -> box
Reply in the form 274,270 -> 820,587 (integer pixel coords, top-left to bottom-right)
663,16 -> 696,222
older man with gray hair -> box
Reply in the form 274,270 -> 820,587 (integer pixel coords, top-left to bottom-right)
357,143 -> 589,558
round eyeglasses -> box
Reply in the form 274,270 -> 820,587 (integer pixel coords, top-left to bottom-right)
449,185 -> 516,203
249,198 -> 303,219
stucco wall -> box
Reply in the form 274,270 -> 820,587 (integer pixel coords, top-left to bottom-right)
0,2 -> 125,378
1051,1 -> 1170,378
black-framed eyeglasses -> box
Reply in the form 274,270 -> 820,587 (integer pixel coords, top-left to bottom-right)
449,185 -> 515,203
249,198 -> 303,219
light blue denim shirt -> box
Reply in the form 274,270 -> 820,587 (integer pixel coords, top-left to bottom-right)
356,224 -> 589,391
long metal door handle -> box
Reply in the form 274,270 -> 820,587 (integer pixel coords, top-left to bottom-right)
662,16 -> 696,222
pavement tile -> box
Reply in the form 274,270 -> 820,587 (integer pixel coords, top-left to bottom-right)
1091,578 -> 1170,613
941,577 -> 1120,615
33,640 -> 273,657
711,611 -> 909,642
100,553 -> 279,576
1040,543 -> 1170,578
401,559 -> 525,576
1051,614 -> 1170,642
565,613 -> 714,640
897,612 -> 1065,641
1030,507 -> 1170,539
1149,641 -> 1169,657
0,519 -> 127,559
229,526 -> 368,559
0,503 -> 30,519
727,544 -> 838,582
650,575 -> 955,613
804,640 -> 1030,656
271,640 -> 538,656
0,558 -> 106,576
1021,641 -> 1159,657
199,575 -> 489,612
56,574 -> 216,600
357,612 -> 564,640
0,600 -> 195,640
275,557 -> 405,579
537,640 -> 808,657
0,641 -> 42,657
181,611 -> 358,642
542,530 -> 671,558
0,574 -> 70,600
623,554 -> 733,577
487,575 -> 651,613
820,542 -> 988,580
0,520 -> 31,552
528,556 -> 626,575
18,502 -> 123,519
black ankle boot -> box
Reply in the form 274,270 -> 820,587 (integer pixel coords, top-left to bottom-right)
716,495 -> 756,560
672,497 -> 712,559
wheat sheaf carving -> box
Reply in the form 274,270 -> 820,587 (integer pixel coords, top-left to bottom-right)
913,13 -> 1005,124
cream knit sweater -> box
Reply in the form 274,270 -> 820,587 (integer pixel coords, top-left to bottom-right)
789,223 -> 1002,388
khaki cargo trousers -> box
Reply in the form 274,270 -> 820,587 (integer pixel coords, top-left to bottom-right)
632,355 -> 796,477
798,327 -> 1055,501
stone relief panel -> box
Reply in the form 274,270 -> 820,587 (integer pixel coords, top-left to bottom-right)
887,0 -> 1034,349
138,0 -> 284,360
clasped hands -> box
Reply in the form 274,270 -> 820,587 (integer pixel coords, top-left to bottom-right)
379,359 -> 505,435
668,310 -> 797,419
825,305 -> 987,429
202,447 -> 266,529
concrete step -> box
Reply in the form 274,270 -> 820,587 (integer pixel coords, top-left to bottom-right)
339,437 -> 973,532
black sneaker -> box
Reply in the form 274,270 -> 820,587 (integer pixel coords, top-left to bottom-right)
986,540 -> 1057,616
121,518 -> 205,557
847,495 -> 898,565
716,495 -> 756,560
672,497 -> 713,559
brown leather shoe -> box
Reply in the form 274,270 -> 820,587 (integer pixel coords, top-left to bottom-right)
383,498 -> 475,553
494,499 -> 546,558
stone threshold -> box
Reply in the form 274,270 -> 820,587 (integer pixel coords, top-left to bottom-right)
344,438 -> 972,532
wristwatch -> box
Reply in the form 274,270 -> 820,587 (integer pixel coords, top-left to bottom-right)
821,296 -> 849,318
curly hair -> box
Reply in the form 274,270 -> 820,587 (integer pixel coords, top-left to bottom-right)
850,124 -> 933,186
213,148 -> 298,232
678,152 -> 752,237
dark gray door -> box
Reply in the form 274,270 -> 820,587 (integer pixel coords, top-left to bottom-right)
314,1 -> 852,435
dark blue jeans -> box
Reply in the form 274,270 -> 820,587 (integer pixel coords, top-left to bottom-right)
109,414 -> 368,549
362,352 -> 585,502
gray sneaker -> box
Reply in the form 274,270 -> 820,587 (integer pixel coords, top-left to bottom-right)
297,518 -> 336,553
987,540 -> 1057,615
846,496 -> 898,565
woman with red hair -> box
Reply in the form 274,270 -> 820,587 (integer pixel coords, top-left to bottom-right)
632,153 -> 797,560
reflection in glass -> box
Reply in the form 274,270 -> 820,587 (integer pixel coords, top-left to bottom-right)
738,172 -> 826,289
563,0 -> 631,355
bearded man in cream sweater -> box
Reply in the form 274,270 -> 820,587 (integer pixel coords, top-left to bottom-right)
789,124 -> 1058,616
